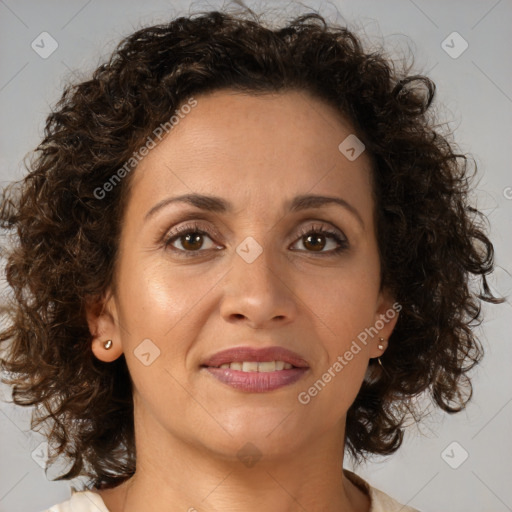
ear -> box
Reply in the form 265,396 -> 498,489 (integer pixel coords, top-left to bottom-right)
368,287 -> 401,358
85,289 -> 123,362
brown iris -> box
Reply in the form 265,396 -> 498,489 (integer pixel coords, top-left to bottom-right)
302,233 -> 326,252
181,233 -> 204,251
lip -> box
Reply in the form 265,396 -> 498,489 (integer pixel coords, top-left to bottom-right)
201,346 -> 310,393
204,367 -> 308,392
201,346 -> 309,368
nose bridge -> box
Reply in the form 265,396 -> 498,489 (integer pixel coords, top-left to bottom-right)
236,230 -> 280,292
220,231 -> 296,327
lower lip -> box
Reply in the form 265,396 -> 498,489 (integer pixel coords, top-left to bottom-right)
203,367 -> 309,392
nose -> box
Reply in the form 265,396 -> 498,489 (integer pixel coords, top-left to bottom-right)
219,239 -> 298,330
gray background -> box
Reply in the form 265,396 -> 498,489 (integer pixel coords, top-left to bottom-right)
0,1 -> 511,511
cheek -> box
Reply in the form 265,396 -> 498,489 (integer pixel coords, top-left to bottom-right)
297,260 -> 380,337
118,256 -> 214,336
294,258 -> 379,396
297,278 -> 375,419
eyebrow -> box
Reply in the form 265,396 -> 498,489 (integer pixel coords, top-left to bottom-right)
144,193 -> 364,227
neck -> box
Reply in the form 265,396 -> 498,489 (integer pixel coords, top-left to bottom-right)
96,411 -> 370,512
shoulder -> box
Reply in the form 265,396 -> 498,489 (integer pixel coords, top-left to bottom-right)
344,470 -> 421,512
41,489 -> 109,512
42,476 -> 419,512
369,486 -> 420,512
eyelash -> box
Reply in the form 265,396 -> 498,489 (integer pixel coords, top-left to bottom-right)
162,221 -> 349,258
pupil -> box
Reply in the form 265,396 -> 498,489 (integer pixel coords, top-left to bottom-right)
183,233 -> 202,250
305,234 -> 325,251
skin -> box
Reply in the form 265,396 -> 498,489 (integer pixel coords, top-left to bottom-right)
87,89 -> 398,512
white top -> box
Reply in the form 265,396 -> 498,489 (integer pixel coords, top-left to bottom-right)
42,471 -> 420,512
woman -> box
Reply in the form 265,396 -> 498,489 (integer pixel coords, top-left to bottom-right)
0,8 -> 502,512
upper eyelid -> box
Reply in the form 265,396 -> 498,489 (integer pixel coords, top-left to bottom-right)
144,194 -> 364,231
170,211 -> 232,232
163,219 -> 347,245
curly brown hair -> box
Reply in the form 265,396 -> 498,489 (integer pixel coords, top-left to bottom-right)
0,8 -> 503,491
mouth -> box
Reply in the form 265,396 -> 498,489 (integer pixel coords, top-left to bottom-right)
201,345 -> 310,392
206,360 -> 297,371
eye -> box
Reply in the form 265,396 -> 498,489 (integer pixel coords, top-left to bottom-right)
290,223 -> 349,254
163,222 -> 221,257
162,221 -> 349,258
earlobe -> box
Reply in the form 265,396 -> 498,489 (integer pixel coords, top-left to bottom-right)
85,292 -> 123,362
370,290 -> 400,358
91,337 -> 123,362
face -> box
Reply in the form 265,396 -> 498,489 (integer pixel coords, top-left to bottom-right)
88,89 -> 398,461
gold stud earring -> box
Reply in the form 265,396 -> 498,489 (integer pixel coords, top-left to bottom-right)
102,339 -> 113,350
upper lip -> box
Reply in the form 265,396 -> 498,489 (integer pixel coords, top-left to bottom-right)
201,346 -> 309,368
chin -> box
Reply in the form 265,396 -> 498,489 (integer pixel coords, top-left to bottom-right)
200,432 -> 303,466
198,410 -> 308,455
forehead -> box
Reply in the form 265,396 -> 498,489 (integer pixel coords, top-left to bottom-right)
127,89 -> 374,223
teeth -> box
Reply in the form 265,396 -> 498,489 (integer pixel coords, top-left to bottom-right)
242,361 -> 259,372
258,361 -> 276,372
217,361 -> 294,372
